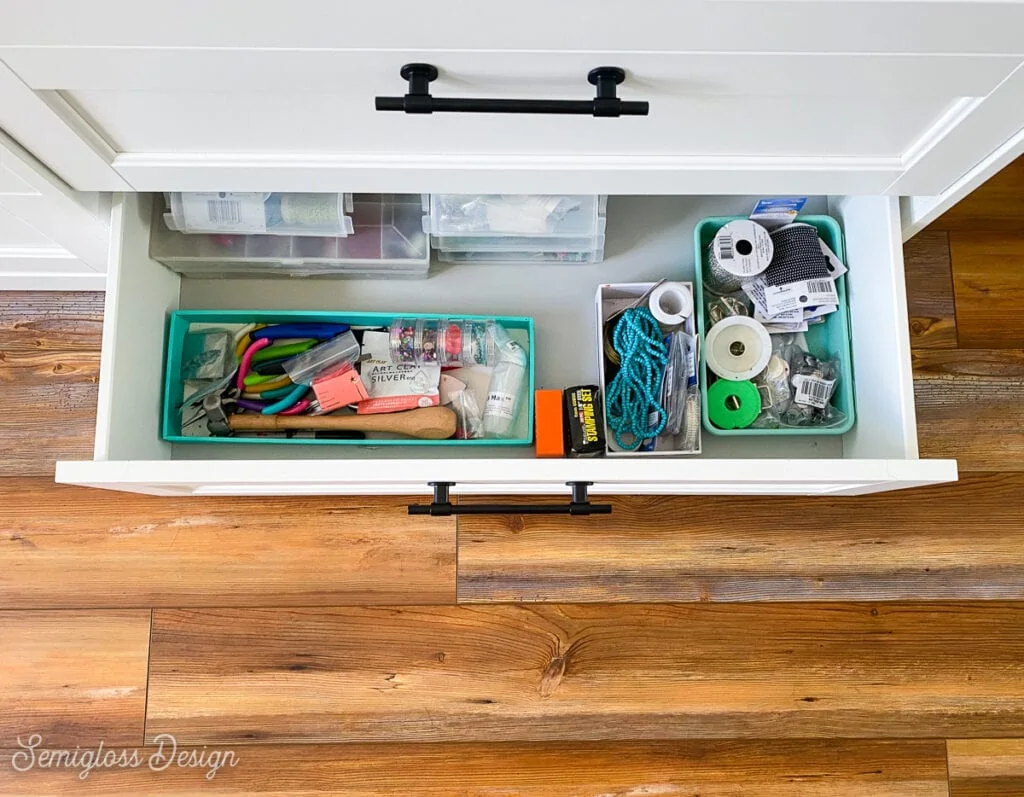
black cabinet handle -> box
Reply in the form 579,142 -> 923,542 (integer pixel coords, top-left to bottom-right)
408,482 -> 613,516
376,64 -> 649,117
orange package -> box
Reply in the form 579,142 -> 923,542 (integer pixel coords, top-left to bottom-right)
534,389 -> 565,458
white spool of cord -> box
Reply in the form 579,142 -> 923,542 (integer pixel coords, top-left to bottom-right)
648,282 -> 693,326
704,316 -> 772,381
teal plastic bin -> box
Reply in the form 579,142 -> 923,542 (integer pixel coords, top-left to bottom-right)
693,215 -> 855,436
163,310 -> 534,446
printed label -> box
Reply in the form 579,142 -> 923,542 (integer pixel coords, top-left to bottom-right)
763,278 -> 839,315
741,278 -> 771,317
179,192 -> 267,233
763,321 -> 809,334
486,391 -> 518,420
755,306 -> 804,324
750,197 -> 807,231
792,374 -> 836,409
713,220 -> 773,278
361,331 -> 439,396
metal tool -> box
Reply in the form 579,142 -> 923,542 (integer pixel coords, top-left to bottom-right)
203,393 -> 234,436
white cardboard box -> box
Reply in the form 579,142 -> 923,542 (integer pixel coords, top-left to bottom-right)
595,281 -> 701,457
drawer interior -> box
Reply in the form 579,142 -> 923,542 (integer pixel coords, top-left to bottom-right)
96,193 -> 918,464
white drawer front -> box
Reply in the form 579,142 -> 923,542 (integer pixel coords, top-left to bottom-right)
0,130 -> 109,286
55,192 -> 957,498
3,1 -> 1024,195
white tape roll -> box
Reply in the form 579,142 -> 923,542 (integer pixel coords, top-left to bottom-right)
704,316 -> 772,381
707,219 -> 774,293
648,282 -> 693,326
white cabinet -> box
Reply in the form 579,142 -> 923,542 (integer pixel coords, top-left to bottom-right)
11,1 -> 1016,497
54,192 -> 957,498
0,131 -> 108,290
2,1 -> 1024,197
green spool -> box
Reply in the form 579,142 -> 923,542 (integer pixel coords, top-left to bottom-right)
707,379 -> 761,430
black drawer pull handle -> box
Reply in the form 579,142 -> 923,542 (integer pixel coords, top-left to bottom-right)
376,64 -> 649,118
408,481 -> 613,516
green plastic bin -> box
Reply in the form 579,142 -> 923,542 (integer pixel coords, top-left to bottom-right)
693,215 -> 855,436
163,309 -> 534,446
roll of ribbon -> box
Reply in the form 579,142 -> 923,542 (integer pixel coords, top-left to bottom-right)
764,223 -> 830,287
704,316 -> 772,381
707,379 -> 761,430
706,219 -> 773,294
648,281 -> 693,326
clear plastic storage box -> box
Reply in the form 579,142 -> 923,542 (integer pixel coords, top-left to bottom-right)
424,195 -> 607,238
437,247 -> 606,264
167,192 -> 355,237
432,217 -> 607,253
151,194 -> 430,278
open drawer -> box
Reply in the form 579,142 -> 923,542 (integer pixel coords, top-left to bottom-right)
56,193 -> 957,498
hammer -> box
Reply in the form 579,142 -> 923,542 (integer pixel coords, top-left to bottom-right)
212,404 -> 457,440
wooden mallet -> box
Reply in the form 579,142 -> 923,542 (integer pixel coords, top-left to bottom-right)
227,405 -> 457,440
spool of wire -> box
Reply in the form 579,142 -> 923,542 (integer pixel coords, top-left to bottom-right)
604,317 -> 621,365
708,379 -> 761,430
706,219 -> 773,294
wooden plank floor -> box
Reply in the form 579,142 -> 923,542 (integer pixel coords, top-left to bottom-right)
947,739 -> 1024,796
0,611 -> 150,748
1,480 -> 455,609
458,474 -> 1024,603
906,181 -> 1024,470
3,167 -> 1024,794
0,740 -> 952,796
143,603 -> 1024,744
0,292 -> 102,476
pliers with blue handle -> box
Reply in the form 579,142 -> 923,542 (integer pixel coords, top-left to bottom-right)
251,323 -> 350,342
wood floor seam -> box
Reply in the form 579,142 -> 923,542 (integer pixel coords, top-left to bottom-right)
142,608 -> 153,748
943,231 -> 961,350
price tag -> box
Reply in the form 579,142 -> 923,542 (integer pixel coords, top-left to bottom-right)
763,278 -> 839,315
179,192 -> 267,233
792,374 -> 836,409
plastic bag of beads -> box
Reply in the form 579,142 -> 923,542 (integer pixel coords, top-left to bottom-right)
449,388 -> 484,439
775,340 -> 847,429
750,351 -> 791,429
705,292 -> 751,326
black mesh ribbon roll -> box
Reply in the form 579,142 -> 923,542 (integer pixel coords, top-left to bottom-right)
765,224 -> 830,287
